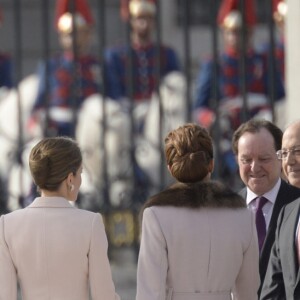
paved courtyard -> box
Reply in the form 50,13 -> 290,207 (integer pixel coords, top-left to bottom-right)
111,248 -> 137,300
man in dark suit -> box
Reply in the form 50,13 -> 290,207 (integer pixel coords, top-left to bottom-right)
232,119 -> 300,295
260,200 -> 300,299
260,119 -> 300,299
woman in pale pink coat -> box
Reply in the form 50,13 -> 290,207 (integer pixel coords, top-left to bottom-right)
136,123 -> 260,300
0,137 -> 120,300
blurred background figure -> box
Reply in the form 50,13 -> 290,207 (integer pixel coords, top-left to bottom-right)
272,0 -> 287,82
272,0 -> 287,130
104,0 -> 183,210
256,0 -> 287,130
0,5 -> 13,215
0,5 -> 13,93
28,0 -> 102,138
105,0 -> 181,133
21,0 -> 103,210
193,0 -> 285,187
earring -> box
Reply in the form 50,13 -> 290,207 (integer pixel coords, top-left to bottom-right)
70,184 -> 74,192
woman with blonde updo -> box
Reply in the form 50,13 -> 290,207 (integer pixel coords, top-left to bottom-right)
136,123 -> 260,300
0,137 -> 120,300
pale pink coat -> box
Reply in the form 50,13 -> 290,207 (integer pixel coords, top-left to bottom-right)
0,197 -> 120,300
136,206 -> 259,300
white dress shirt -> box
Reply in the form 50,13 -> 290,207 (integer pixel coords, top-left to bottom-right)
246,178 -> 281,230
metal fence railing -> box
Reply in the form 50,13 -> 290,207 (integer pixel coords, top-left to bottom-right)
0,0 -> 285,250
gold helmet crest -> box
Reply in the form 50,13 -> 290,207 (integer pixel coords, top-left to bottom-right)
273,0 -> 287,25
55,0 -> 94,33
129,0 -> 156,17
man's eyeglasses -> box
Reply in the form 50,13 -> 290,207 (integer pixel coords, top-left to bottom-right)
276,147 -> 300,160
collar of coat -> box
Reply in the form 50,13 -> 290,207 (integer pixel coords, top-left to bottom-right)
143,180 -> 246,210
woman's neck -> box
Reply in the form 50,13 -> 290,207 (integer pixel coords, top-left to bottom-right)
41,188 -> 66,199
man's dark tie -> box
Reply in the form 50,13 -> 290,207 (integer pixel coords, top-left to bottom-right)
255,196 -> 268,252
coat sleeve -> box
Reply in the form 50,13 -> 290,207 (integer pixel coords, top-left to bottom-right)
165,47 -> 181,73
260,207 -> 286,300
32,60 -> 48,111
0,215 -> 18,300
104,49 -> 124,100
232,212 -> 260,300
0,55 -> 13,88
136,208 -> 168,300
194,59 -> 213,109
88,213 -> 120,300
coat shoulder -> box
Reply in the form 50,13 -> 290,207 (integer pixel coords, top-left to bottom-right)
282,197 -> 300,215
280,180 -> 300,196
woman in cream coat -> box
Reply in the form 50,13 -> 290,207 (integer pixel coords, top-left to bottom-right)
136,123 -> 260,300
0,137 -> 120,300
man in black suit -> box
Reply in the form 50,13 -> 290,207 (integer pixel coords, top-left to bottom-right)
260,200 -> 300,299
232,119 -> 300,295
260,119 -> 300,299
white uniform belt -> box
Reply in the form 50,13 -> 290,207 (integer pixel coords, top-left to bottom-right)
48,107 -> 74,122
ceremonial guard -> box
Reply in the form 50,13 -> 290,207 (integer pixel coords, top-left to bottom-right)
105,0 -> 180,103
193,0 -> 285,185
272,0 -> 286,82
194,0 -> 285,116
0,6 -> 13,216
29,0 -> 102,137
0,6 -> 13,90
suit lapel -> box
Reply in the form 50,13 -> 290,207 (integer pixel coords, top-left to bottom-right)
263,181 -> 297,252
268,182 -> 289,232
260,182 -> 287,257
282,202 -> 300,284
260,188 -> 285,253
294,209 -> 300,285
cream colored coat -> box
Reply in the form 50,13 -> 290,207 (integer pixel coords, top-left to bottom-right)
0,197 -> 120,300
136,206 -> 259,300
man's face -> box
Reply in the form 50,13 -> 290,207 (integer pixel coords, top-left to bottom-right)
59,26 -> 92,54
130,14 -> 154,39
281,123 -> 300,188
236,128 -> 282,195
222,28 -> 252,50
223,28 -> 240,50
